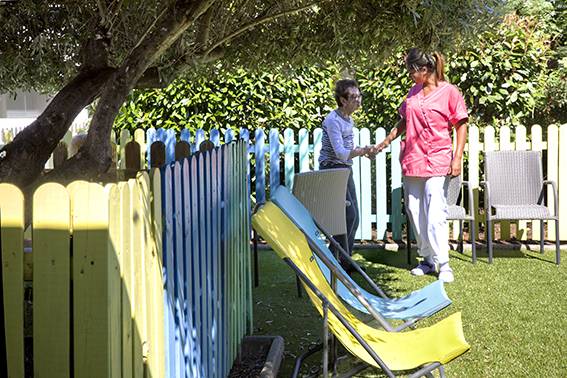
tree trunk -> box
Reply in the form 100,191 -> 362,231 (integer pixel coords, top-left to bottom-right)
47,0 -> 217,181
0,67 -> 115,188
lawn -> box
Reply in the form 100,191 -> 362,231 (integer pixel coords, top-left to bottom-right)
252,246 -> 567,377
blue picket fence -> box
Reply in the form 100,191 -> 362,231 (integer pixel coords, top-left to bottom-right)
160,140 -> 252,377
139,126 -> 404,241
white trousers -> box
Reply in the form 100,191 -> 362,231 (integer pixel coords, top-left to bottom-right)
404,176 -> 450,265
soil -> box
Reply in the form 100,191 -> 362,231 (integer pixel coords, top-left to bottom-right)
228,343 -> 270,378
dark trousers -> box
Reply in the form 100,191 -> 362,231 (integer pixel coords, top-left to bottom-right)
320,163 -> 359,266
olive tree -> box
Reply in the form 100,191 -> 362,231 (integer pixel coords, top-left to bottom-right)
0,0 -> 501,188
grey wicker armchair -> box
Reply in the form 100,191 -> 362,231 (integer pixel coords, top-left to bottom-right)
447,175 -> 477,263
292,168 -> 351,296
481,150 -> 560,264
292,168 -> 351,243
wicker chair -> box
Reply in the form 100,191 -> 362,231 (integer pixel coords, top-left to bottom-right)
292,168 -> 351,296
481,150 -> 560,264
292,168 -> 351,246
447,175 -> 477,263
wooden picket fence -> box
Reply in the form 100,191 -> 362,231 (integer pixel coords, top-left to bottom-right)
0,141 -> 252,377
113,123 -> 567,243
3,122 -> 567,242
160,141 -> 252,377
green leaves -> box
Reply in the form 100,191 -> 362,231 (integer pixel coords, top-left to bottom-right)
114,3 -> 564,133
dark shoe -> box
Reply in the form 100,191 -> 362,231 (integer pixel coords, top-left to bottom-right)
410,262 -> 435,276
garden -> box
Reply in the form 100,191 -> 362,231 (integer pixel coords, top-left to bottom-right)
0,0 -> 566,377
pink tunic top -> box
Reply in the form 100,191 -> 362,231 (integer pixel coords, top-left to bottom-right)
398,81 -> 468,177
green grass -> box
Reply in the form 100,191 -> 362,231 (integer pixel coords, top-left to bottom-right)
252,247 -> 567,377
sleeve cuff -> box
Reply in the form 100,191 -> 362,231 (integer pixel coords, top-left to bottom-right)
450,113 -> 468,126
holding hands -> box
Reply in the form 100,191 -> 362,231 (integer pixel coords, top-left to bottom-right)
358,142 -> 389,159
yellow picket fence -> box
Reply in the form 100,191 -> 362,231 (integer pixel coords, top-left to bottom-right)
0,171 -> 165,378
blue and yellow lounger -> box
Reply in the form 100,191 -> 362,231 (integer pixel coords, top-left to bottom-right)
252,202 -> 470,376
271,185 -> 451,320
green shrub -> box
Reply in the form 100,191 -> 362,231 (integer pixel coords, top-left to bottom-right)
115,10 -> 563,133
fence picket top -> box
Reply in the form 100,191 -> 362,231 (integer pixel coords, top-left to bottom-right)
0,183 -> 25,226
196,128 -> 206,146
211,128 -> 221,146
175,141 -> 191,162
125,140 -> 142,171
225,128 -> 235,143
484,125 -> 496,153
156,127 -> 166,142
180,128 -> 191,143
0,183 -> 25,378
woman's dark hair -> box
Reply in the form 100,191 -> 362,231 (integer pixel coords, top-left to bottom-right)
334,79 -> 359,107
405,48 -> 445,81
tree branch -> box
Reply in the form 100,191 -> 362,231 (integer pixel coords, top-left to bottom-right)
196,5 -> 215,48
48,0 -> 218,180
95,0 -> 108,25
0,66 -> 115,187
202,1 -> 321,57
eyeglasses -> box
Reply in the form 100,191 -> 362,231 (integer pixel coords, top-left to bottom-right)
347,93 -> 362,101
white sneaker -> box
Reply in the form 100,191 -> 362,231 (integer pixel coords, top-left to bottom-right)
438,264 -> 454,283
410,262 -> 435,276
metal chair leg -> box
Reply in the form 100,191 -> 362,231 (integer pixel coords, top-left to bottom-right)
470,219 -> 477,264
540,220 -> 545,254
322,304 -> 329,378
291,343 -> 323,378
458,220 -> 464,254
555,219 -> 560,265
487,219 -> 493,264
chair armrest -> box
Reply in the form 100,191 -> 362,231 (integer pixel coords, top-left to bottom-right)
480,181 -> 492,220
461,181 -> 476,218
543,180 -> 559,217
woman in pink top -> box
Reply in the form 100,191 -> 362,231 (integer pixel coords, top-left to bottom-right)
373,48 -> 468,282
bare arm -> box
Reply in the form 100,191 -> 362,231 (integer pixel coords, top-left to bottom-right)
373,118 -> 406,153
349,145 -> 371,159
449,118 -> 468,176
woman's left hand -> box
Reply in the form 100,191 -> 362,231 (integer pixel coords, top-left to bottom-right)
448,158 -> 462,177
